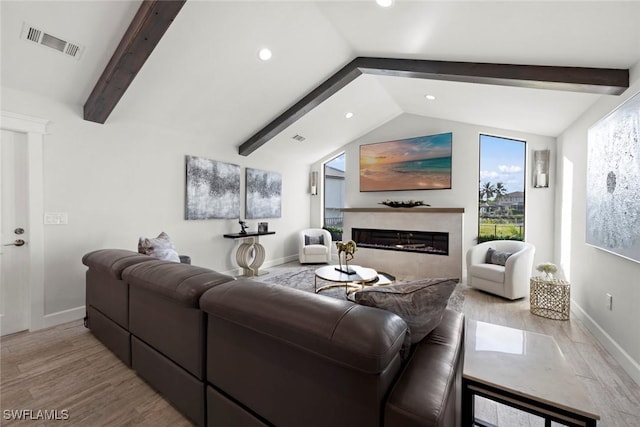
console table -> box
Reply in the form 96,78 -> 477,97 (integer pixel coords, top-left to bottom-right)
223,231 -> 275,277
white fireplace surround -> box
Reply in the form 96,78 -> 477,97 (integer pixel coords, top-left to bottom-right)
342,208 -> 464,281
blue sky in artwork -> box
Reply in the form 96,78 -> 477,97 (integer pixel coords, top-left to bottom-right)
360,133 -> 452,166
479,135 -> 526,194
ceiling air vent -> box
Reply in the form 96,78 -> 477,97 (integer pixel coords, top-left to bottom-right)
292,134 -> 306,142
20,23 -> 84,60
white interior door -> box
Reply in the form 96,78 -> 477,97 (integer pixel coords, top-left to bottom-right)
1,129 -> 30,336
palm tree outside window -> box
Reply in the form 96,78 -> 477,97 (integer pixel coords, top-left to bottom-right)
478,135 -> 526,242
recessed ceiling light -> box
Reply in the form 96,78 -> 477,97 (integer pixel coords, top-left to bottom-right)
425,94 -> 436,100
345,112 -> 354,119
258,48 -> 272,61
376,0 -> 394,7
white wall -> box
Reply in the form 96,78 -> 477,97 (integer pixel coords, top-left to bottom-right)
1,87 -> 311,324
556,61 -> 640,384
312,113 -> 557,278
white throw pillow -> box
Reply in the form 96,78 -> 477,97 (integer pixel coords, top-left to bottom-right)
138,232 -> 180,263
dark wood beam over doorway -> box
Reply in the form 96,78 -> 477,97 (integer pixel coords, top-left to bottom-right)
83,0 -> 186,124
238,57 -> 629,156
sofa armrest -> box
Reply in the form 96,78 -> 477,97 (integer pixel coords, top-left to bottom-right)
384,309 -> 465,427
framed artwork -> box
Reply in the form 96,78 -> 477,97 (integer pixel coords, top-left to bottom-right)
360,132 -> 452,192
246,168 -> 281,219
586,91 -> 640,263
185,155 -> 240,220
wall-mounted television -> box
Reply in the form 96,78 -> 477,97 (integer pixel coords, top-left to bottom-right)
359,132 -> 452,192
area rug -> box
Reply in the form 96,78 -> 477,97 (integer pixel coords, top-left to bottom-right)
261,265 -> 467,312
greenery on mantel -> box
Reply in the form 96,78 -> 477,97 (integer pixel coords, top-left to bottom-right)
379,200 -> 430,208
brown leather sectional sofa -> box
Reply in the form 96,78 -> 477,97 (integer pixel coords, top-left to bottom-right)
83,249 -> 465,427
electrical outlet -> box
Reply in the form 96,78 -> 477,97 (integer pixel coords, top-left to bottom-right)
606,293 -> 613,311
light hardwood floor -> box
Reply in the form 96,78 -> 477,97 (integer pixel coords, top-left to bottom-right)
1,282 -> 639,426
1,321 -> 191,427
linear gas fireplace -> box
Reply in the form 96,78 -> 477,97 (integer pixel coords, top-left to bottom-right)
352,228 -> 448,256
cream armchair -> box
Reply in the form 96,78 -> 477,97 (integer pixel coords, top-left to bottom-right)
298,228 -> 332,264
466,240 -> 535,300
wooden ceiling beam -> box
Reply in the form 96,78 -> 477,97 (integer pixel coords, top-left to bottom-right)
83,0 -> 186,124
239,57 -> 629,156
238,59 -> 363,156
356,58 -> 629,94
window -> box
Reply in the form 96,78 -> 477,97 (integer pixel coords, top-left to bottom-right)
478,135 -> 526,242
323,153 -> 345,241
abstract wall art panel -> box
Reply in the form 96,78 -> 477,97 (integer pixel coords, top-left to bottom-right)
360,132 -> 452,192
185,155 -> 240,220
246,168 -> 282,219
586,91 -> 640,263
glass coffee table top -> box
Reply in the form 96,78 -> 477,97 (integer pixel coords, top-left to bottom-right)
314,265 -> 386,294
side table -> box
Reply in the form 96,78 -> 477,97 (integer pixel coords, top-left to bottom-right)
223,231 -> 275,277
530,277 -> 570,320
463,319 -> 599,426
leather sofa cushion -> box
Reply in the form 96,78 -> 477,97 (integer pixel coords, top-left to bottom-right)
82,249 -> 156,279
200,279 -> 407,374
132,336 -> 205,425
384,309 -> 464,427
86,268 -> 130,328
123,261 -> 235,307
86,306 -> 131,366
469,263 -> 505,283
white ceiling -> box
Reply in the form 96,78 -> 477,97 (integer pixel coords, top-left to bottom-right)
2,1 -> 640,162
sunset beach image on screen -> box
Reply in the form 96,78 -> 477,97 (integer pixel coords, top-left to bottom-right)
359,132 -> 452,192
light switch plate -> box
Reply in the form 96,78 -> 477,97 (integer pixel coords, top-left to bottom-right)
44,212 -> 68,225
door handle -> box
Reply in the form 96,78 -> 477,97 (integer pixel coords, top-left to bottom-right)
3,239 -> 26,247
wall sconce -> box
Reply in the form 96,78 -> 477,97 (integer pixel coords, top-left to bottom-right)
533,150 -> 550,188
310,171 -> 318,195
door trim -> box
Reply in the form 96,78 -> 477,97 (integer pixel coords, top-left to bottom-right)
1,111 -> 49,331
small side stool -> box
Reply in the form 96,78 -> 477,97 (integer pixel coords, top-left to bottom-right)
530,277 -> 570,320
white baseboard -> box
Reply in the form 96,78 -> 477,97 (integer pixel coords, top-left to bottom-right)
571,299 -> 640,386
222,254 -> 300,277
41,306 -> 86,329
262,254 -> 298,268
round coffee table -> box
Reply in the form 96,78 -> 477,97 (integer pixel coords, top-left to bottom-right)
314,265 -> 379,294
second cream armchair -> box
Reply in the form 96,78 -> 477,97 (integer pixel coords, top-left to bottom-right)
466,239 -> 535,300
298,228 -> 332,264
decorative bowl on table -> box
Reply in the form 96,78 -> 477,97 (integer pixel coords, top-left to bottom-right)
379,200 -> 430,208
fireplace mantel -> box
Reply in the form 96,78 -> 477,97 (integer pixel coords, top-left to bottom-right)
342,207 -> 464,214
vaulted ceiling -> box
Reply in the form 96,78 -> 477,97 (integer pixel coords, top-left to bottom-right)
2,1 -> 640,163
